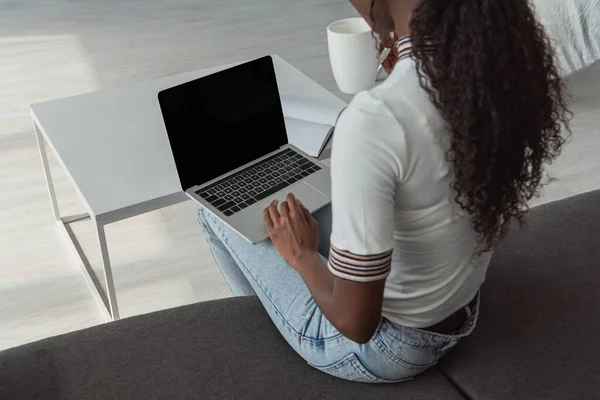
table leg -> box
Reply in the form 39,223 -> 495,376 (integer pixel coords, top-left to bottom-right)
96,221 -> 120,320
33,119 -> 61,221
33,119 -> 120,322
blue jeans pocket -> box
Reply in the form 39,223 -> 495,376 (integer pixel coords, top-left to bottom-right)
373,321 -> 450,373
309,353 -> 410,384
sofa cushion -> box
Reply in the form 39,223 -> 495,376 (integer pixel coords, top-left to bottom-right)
440,189 -> 600,399
0,296 -> 463,400
532,0 -> 600,76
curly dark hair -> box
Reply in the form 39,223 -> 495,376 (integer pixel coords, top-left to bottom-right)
375,0 -> 572,252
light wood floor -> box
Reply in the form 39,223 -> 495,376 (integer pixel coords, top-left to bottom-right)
1,0 -> 599,351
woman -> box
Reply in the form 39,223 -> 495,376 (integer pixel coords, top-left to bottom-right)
199,0 -> 571,383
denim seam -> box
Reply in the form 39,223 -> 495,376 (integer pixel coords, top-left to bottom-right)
319,354 -> 377,381
373,333 -> 436,371
301,302 -> 320,339
379,327 -> 442,348
212,219 -> 342,343
351,361 -> 377,381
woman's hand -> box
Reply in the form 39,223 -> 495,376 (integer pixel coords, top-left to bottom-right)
263,193 -> 319,269
380,33 -> 400,74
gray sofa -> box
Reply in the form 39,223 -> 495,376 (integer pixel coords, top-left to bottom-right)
1,189 -> 599,399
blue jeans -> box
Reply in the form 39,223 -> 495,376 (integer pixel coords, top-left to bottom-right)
198,206 -> 479,383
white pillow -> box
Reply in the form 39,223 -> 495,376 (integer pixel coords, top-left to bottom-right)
532,0 -> 600,76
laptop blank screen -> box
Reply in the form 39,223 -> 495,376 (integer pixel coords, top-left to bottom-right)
158,56 -> 288,191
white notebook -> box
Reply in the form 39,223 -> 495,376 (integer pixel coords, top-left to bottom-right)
281,95 -> 345,157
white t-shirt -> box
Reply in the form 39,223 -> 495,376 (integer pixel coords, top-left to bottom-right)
328,48 -> 492,328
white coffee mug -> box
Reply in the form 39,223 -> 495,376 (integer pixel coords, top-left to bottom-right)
327,17 -> 381,94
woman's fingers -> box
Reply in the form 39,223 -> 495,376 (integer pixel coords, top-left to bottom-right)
263,206 -> 274,232
383,58 -> 392,74
297,198 -> 315,225
286,193 -> 303,217
280,200 -> 290,217
267,199 -> 280,223
379,33 -> 399,74
380,32 -> 398,49
287,193 -> 312,225
264,195 -> 312,228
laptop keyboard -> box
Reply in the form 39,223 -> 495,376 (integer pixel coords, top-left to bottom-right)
195,148 -> 322,217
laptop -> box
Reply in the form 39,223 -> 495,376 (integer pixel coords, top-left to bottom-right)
158,56 -> 331,243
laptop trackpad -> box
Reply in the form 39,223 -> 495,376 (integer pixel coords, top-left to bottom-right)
230,181 -> 330,243
269,181 -> 329,212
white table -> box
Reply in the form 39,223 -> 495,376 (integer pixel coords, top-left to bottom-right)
31,55 -> 346,321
